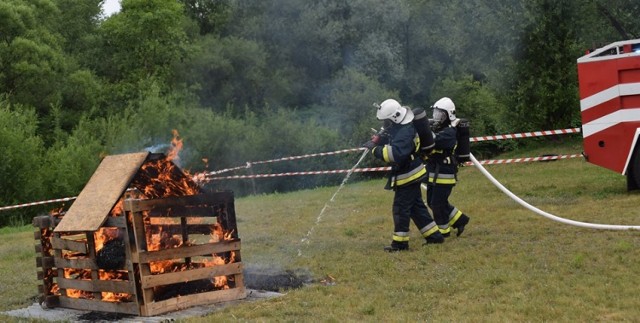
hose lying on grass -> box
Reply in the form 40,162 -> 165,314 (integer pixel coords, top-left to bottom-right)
423,153 -> 640,231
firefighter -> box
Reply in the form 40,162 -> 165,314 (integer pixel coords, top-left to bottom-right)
363,99 -> 444,252
424,97 -> 470,237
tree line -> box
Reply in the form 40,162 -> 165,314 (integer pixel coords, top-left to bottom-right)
1,0 -> 638,225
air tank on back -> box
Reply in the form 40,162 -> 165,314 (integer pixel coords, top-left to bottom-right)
411,107 -> 435,156
455,118 -> 471,162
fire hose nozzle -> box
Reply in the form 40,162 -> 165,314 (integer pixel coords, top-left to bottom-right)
370,127 -> 389,144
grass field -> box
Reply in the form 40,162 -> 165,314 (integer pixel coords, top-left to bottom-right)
2,138 -> 640,321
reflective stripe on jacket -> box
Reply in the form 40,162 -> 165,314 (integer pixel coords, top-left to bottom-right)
425,126 -> 458,185
371,123 -> 426,188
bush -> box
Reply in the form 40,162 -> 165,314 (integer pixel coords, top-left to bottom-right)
0,101 -> 46,226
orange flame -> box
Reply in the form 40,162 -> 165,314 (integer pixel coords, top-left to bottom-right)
166,129 -> 183,162
48,130 -> 236,303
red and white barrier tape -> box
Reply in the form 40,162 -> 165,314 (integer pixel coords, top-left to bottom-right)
461,153 -> 583,166
205,127 -> 580,176
470,127 -> 580,142
205,154 -> 583,181
0,127 -> 582,211
206,167 -> 391,180
0,196 -> 77,212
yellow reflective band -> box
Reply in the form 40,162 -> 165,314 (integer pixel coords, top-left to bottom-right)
420,222 -> 437,235
396,167 -> 426,186
439,227 -> 451,234
383,146 -> 392,163
449,210 -> 463,226
393,235 -> 410,242
428,177 -> 456,185
422,225 -> 440,238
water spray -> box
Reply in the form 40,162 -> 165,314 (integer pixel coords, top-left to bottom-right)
297,148 -> 371,256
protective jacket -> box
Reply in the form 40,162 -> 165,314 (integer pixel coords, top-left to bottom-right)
425,125 -> 458,185
371,123 -> 426,189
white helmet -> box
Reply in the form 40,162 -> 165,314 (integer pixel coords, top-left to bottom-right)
431,97 -> 456,123
376,99 -> 414,124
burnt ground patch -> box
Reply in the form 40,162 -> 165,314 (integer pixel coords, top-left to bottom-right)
243,265 -> 312,292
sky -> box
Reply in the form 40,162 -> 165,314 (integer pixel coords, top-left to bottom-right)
102,0 -> 121,16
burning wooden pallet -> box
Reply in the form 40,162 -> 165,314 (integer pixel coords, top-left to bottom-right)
33,152 -> 246,316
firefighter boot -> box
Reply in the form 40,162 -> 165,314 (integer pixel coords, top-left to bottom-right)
423,231 -> 445,245
384,241 -> 409,252
452,214 -> 470,237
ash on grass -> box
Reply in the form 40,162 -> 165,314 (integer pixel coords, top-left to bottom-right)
244,264 -> 313,291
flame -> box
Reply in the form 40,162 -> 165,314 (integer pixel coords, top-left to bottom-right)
46,130 -> 237,304
166,129 -> 183,162
50,281 -> 60,295
111,199 -> 124,217
94,227 -> 120,251
99,270 -> 132,302
136,159 -> 200,198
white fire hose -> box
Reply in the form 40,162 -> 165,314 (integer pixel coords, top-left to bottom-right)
467,153 -> 640,231
422,153 -> 640,231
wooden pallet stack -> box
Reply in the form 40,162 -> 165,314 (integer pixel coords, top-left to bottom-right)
32,152 -> 246,317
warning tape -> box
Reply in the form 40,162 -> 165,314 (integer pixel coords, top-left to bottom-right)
461,154 -> 583,166
0,154 -> 583,211
0,196 -> 77,212
470,127 -> 581,142
205,154 -> 584,181
206,167 -> 390,180
205,127 -> 581,176
0,127 -> 582,211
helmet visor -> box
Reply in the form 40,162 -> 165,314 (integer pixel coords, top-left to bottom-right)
432,108 -> 447,124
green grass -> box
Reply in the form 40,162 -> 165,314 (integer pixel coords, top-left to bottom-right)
2,141 -> 640,321
0,225 -> 41,316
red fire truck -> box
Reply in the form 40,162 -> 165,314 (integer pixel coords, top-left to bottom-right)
577,39 -> 640,190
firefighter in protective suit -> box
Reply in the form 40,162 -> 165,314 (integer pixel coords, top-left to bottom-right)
424,97 -> 470,237
363,99 -> 445,252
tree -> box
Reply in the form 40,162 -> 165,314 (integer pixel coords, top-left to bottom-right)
0,0 -> 106,137
179,0 -> 232,35
0,101 -> 45,207
52,0 -> 102,54
432,74 -> 502,137
96,0 -> 192,103
178,35 -> 269,110
40,118 -> 105,199
506,0 -> 582,131
316,68 -> 397,144
0,0 -> 66,118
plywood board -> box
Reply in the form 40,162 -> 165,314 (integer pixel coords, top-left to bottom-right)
54,152 -> 149,233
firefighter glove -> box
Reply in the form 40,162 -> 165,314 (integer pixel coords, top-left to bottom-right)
362,140 -> 377,150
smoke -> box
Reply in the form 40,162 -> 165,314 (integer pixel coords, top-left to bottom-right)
144,143 -> 170,154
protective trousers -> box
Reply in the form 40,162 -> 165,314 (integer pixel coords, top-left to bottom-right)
392,182 -> 439,244
426,183 -> 462,235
